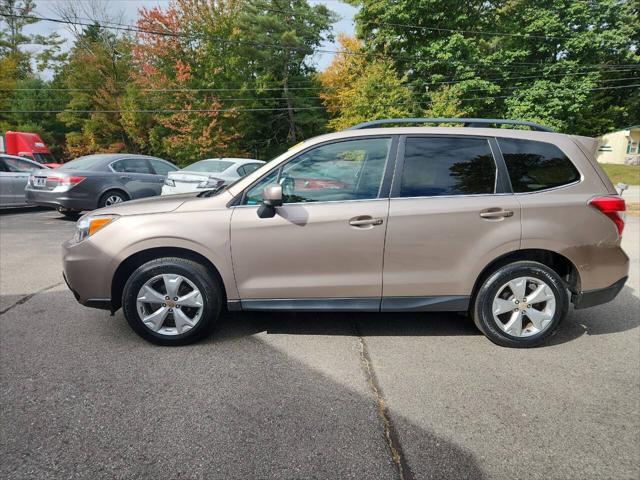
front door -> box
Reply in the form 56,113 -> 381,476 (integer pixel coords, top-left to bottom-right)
382,135 -> 521,310
230,137 -> 396,308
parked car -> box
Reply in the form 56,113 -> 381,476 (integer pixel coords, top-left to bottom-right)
26,153 -> 177,217
162,158 -> 264,195
62,118 -> 629,348
0,154 -> 50,208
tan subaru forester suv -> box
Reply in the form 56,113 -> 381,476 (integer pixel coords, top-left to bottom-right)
62,118 -> 629,348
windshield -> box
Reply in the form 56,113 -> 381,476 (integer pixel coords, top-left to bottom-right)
183,160 -> 233,173
58,155 -> 107,171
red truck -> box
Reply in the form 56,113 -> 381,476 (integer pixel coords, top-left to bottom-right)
0,131 -> 61,168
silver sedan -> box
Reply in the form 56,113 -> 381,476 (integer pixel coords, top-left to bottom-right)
0,155 -> 49,208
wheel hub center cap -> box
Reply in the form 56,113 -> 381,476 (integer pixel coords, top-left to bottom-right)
166,299 -> 176,308
518,302 -> 527,311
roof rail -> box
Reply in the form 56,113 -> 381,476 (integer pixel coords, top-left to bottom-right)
348,117 -> 555,132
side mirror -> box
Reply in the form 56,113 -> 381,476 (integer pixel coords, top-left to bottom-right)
257,184 -> 283,218
617,182 -> 628,196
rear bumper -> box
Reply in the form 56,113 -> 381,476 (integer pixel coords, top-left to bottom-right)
25,187 -> 94,211
572,276 -> 627,309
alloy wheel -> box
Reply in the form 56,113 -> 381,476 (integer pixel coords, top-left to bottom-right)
136,274 -> 204,336
491,276 -> 557,337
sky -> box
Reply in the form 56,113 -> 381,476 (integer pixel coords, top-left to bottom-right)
25,0 -> 358,77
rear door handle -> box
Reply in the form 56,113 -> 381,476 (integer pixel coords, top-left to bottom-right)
120,175 -> 131,180
349,216 -> 384,227
480,209 -> 514,219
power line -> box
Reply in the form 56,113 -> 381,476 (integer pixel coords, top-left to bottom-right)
3,83 -> 637,114
2,12 -> 639,69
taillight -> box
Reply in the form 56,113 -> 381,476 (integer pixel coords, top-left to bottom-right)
589,196 -> 626,236
46,175 -> 86,187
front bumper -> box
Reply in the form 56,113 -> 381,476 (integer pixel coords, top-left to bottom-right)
572,276 -> 628,309
62,238 -> 114,311
26,187 -> 94,211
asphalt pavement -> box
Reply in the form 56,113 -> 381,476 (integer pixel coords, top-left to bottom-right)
1,207 -> 638,479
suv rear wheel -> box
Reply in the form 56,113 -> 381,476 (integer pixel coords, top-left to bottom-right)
122,257 -> 222,345
472,261 -> 568,348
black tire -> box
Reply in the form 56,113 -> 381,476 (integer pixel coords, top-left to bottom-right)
56,207 -> 80,219
98,190 -> 128,208
472,261 -> 568,348
122,257 -> 222,345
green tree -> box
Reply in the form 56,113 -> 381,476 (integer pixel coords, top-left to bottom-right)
350,0 -> 639,134
0,0 -> 65,77
320,35 -> 417,130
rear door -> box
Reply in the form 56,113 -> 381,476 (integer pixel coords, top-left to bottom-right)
381,135 -> 521,310
110,158 -> 159,199
230,136 -> 396,306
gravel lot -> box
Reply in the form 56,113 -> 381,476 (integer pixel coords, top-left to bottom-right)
1,208 -> 638,479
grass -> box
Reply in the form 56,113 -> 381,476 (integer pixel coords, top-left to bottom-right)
600,163 -> 640,186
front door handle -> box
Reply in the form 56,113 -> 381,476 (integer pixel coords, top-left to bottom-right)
480,209 -> 514,219
349,216 -> 384,227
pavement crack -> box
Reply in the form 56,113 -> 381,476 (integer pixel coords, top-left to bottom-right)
0,282 -> 63,316
354,322 -> 414,480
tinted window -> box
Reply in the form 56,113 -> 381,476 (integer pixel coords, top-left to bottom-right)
112,158 -> 153,174
400,137 -> 496,197
499,138 -> 580,192
184,160 -> 233,173
149,159 -> 176,175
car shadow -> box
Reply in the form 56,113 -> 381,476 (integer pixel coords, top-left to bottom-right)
549,285 -> 640,345
213,286 -> 639,347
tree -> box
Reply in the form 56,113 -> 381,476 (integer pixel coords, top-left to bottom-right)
55,24 -> 134,156
0,0 -> 65,77
319,35 -> 417,130
350,0 -> 639,134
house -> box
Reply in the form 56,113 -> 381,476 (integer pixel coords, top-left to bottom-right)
595,126 -> 640,165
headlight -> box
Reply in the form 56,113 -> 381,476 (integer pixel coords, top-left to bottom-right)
74,214 -> 119,243
197,177 -> 225,189
164,178 -> 175,187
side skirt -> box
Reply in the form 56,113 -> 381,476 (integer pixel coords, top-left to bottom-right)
227,296 -> 470,312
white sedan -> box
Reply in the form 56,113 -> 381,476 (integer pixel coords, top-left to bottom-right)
162,158 -> 264,195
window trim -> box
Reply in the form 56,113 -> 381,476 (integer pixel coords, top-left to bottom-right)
234,135 -> 399,207
390,134 -> 502,199
494,137 -> 583,195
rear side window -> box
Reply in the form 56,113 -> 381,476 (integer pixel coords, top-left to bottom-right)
498,138 -> 580,192
111,158 -> 153,174
399,137 -> 496,197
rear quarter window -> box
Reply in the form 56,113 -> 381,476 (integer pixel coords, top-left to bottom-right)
498,138 -> 580,192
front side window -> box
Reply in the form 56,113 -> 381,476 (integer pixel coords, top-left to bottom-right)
279,138 -> 391,203
399,137 -> 496,197
498,138 -> 580,192
112,158 -> 153,174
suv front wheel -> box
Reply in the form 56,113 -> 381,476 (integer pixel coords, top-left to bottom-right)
472,261 -> 568,348
122,257 -> 222,345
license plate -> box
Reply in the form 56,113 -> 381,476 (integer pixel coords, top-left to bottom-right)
33,177 -> 46,187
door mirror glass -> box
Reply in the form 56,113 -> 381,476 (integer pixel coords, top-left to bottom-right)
262,184 -> 283,207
